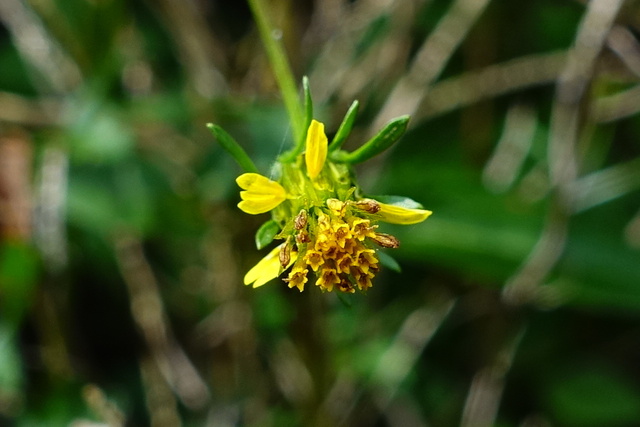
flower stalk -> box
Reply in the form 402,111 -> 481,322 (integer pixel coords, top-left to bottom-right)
246,0 -> 304,143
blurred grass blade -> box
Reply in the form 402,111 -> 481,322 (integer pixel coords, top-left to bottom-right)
255,220 -> 280,250
207,124 -> 258,173
334,115 -> 409,164
329,100 -> 359,152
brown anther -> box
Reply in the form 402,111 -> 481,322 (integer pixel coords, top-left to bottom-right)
294,209 -> 308,230
353,199 -> 380,213
296,231 -> 311,244
371,232 -> 400,248
279,238 -> 292,267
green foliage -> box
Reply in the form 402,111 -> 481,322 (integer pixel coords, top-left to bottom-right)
546,364 -> 640,426
207,123 -> 259,173
255,219 -> 279,250
329,100 -> 360,152
332,115 -> 410,164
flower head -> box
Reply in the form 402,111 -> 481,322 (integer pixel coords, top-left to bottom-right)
233,119 -> 432,293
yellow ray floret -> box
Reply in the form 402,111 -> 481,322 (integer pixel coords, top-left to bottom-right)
376,202 -> 433,225
236,173 -> 287,214
244,245 -> 282,287
305,120 -> 328,179
244,244 -> 298,287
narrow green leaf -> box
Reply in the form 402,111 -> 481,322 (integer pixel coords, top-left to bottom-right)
329,100 -> 359,152
255,220 -> 280,250
335,115 -> 410,164
378,251 -> 402,273
207,124 -> 258,173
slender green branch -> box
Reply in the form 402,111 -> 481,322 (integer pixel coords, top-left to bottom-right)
247,0 -> 304,144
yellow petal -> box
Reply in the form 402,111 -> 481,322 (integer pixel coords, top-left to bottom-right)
244,244 -> 298,288
237,200 -> 278,215
238,191 -> 285,214
377,202 -> 432,225
236,173 -> 286,195
236,173 -> 286,214
305,120 -> 328,179
244,245 -> 282,287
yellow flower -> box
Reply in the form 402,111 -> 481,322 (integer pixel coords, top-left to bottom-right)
335,253 -> 353,274
316,267 -> 340,292
236,173 -> 287,214
305,120 -> 328,179
303,250 -> 324,271
332,222 -> 351,248
285,266 -> 308,292
350,218 -> 377,241
236,119 -> 432,293
377,202 -> 432,225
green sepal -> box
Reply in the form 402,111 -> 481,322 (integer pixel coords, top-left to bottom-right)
378,251 -> 402,273
255,219 -> 280,250
370,195 -> 425,209
333,115 -> 410,164
279,76 -> 313,163
207,124 -> 258,173
329,100 -> 359,152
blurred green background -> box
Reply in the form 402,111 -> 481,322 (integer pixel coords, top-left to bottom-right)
1,0 -> 640,426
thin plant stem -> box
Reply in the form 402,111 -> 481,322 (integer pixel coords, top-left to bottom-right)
247,0 -> 304,144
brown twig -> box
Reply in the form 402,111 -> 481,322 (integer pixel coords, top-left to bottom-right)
415,52 -> 566,121
0,92 -> 61,127
114,233 -> 210,414
328,295 -> 456,426
307,0 -> 420,106
141,0 -> 228,98
0,0 -> 81,93
460,327 -> 525,427
502,0 -> 625,305
372,0 -> 493,132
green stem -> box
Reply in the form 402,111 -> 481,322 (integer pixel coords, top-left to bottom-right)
247,0 -> 304,144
